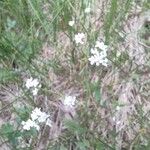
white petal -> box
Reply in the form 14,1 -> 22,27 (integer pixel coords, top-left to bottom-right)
116,106 -> 121,111
95,41 -> 108,51
38,112 -> 49,123
64,95 -> 76,107
46,119 -> 52,127
68,20 -> 75,26
32,79 -> 39,87
25,78 -> 33,89
85,7 -> 91,13
32,88 -> 38,96
74,33 -> 85,44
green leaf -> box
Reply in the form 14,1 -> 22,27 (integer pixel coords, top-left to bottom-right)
1,123 -> 14,136
60,145 -> 68,150
94,87 -> 101,103
91,81 -> 101,103
104,0 -> 118,43
14,106 -> 31,121
77,142 -> 87,150
0,68 -> 19,83
64,120 -> 86,134
96,141 -> 105,150
77,139 -> 90,150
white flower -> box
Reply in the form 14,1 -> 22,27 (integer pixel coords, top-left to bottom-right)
31,107 -> 42,121
22,107 -> 51,132
21,119 -> 40,131
64,95 -> 76,107
91,48 -> 99,55
25,78 -> 33,89
74,33 -> 85,44
25,77 -> 41,96
21,121 -> 30,130
116,106 -> 121,111
38,112 -> 49,123
31,107 -> 49,123
46,118 -> 52,127
95,41 -> 108,51
31,79 -> 39,87
32,88 -> 38,96
116,121 -> 121,125
88,56 -> 96,65
116,51 -> 121,57
100,50 -> 107,57
85,7 -> 91,13
25,78 -> 40,89
101,58 -> 108,67
68,20 -> 75,26
88,48 -> 108,67
89,41 -> 109,67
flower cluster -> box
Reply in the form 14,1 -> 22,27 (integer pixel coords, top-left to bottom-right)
74,33 -> 85,45
21,107 -> 51,131
25,77 -> 41,96
63,95 -> 76,107
70,7 -> 92,45
31,107 -> 49,123
21,119 -> 40,131
88,41 -> 108,67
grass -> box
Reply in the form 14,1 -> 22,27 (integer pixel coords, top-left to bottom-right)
0,0 -> 150,150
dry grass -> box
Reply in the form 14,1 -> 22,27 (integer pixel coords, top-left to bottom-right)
0,0 -> 150,149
